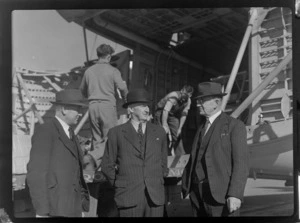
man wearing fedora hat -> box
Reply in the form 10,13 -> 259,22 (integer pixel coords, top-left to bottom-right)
27,89 -> 90,217
181,82 -> 249,217
101,89 -> 168,217
80,44 -> 128,168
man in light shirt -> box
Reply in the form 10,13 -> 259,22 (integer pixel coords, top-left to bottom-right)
182,82 -> 249,217
27,89 -> 90,217
80,44 -> 128,168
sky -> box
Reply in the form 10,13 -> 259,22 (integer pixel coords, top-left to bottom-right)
12,10 -> 128,72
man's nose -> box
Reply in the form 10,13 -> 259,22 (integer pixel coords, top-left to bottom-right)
197,106 -> 203,111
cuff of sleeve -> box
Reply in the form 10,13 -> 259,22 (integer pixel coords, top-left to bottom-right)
226,194 -> 243,201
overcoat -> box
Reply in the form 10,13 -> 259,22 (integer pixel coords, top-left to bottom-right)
182,112 -> 249,204
27,118 -> 90,217
101,121 -> 168,208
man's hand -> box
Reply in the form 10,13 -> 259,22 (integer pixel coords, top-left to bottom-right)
226,197 -> 241,213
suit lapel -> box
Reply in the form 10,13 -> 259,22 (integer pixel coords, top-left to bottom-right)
191,122 -> 205,162
185,121 -> 205,184
202,112 -> 227,150
201,119 -> 217,147
74,135 -> 83,164
123,121 -> 141,153
53,118 -> 79,159
145,122 -> 156,155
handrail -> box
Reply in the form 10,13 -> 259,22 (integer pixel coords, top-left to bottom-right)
74,110 -> 89,135
221,8 -> 258,110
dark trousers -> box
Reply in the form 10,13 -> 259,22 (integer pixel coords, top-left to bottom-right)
97,181 -> 119,217
118,188 -> 164,217
190,181 -> 240,217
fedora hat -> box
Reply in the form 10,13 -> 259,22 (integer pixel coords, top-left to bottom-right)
194,82 -> 227,99
123,88 -> 152,108
51,89 -> 88,107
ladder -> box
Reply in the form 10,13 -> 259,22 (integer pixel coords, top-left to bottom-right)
248,7 -> 292,125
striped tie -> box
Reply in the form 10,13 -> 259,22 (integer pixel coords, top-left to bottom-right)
138,122 -> 143,138
138,122 -> 145,157
203,119 -> 211,136
69,127 -> 75,141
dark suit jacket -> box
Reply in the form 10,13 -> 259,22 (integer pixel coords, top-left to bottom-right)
101,121 -> 168,208
26,118 -> 90,217
182,112 -> 249,204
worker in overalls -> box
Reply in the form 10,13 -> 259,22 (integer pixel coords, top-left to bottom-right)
154,85 -> 194,156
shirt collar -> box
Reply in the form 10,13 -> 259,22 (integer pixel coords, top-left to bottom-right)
130,119 -> 146,133
207,110 -> 222,124
55,116 -> 71,138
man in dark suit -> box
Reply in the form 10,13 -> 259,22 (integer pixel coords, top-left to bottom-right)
181,82 -> 249,217
101,88 -> 168,217
27,89 -> 90,217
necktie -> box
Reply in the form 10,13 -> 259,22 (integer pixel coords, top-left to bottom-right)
138,122 -> 143,138
138,122 -> 145,157
69,127 -> 75,141
203,119 -> 211,136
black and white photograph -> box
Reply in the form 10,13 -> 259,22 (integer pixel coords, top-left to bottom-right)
1,2 -> 299,221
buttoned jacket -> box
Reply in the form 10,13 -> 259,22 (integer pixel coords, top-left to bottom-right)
182,112 -> 249,204
101,121 -> 168,208
27,118 -> 90,217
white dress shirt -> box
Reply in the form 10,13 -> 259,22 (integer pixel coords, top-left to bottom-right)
55,116 -> 71,139
130,119 -> 146,134
205,110 -> 222,134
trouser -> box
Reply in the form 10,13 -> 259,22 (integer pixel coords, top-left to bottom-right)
88,101 -> 118,167
118,188 -> 164,217
189,180 -> 240,217
97,181 -> 119,217
154,111 -> 185,156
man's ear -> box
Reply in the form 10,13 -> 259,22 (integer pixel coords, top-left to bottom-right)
216,98 -> 222,105
107,54 -> 111,62
61,106 -> 67,115
127,107 -> 133,114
